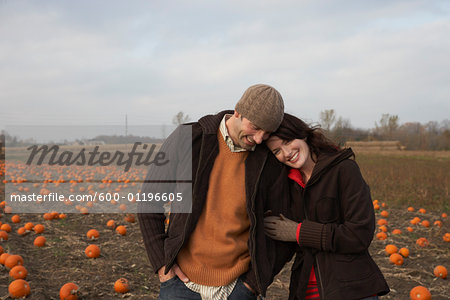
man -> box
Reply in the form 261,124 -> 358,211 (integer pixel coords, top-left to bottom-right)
138,84 -> 295,299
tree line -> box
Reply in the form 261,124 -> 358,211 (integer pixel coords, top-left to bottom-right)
318,109 -> 450,150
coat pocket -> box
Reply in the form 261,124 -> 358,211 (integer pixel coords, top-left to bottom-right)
315,196 -> 339,223
334,253 -> 372,282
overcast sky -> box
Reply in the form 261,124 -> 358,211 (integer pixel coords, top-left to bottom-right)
1,0 -> 449,133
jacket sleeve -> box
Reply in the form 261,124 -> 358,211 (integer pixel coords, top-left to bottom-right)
137,125 -> 192,273
298,159 -> 375,254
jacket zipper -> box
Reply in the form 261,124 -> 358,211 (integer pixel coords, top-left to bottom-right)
249,154 -> 268,297
301,185 -> 325,299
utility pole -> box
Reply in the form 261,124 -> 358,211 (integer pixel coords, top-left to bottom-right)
125,114 -> 128,136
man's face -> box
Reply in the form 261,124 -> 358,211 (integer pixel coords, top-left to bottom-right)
229,111 -> 271,150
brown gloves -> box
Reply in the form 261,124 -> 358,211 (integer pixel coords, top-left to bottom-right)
264,214 -> 299,242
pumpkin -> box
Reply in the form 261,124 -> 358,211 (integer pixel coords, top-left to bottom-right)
380,210 -> 389,218
34,236 -> 46,247
416,237 -> 429,247
433,220 -> 442,227
34,224 -> 45,234
389,253 -> 403,266
116,225 -> 127,236
433,265 -> 447,279
1,223 -> 12,232
24,222 -> 34,231
418,208 -> 426,214
385,244 -> 398,256
0,253 -> 11,265
17,227 -> 27,236
8,279 -> 31,299
114,278 -> 129,294
5,254 -> 24,269
392,229 -> 402,235
376,232 -> 387,240
59,282 -> 80,300
11,215 -> 21,223
410,286 -> 431,300
9,265 -> 28,280
377,219 -> 388,226
85,245 -> 100,258
0,230 -> 8,241
86,229 -> 99,240
421,220 -> 430,228
106,220 -> 115,229
443,233 -> 450,243
399,248 -> 409,258
407,207 -> 414,212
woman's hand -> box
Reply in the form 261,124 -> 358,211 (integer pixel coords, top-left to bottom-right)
264,214 -> 299,242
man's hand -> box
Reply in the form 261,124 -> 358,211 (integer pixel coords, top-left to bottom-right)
264,214 -> 299,242
158,264 -> 189,283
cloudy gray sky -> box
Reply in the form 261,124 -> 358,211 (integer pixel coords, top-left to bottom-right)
1,0 -> 449,132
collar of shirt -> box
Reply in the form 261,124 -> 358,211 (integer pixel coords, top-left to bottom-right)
219,114 -> 255,152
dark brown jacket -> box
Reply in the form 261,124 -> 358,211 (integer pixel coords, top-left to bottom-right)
138,111 -> 295,297
289,148 -> 390,300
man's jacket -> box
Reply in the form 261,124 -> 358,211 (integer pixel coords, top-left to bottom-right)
138,110 -> 296,296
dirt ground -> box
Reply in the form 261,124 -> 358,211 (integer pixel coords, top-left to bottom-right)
0,208 -> 449,299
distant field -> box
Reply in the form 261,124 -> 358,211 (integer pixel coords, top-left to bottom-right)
354,150 -> 449,211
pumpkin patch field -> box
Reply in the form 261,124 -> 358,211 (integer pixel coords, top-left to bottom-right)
0,150 -> 449,299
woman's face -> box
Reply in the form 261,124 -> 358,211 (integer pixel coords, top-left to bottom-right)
266,136 -> 311,169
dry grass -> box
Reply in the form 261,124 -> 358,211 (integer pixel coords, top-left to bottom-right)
354,150 -> 450,210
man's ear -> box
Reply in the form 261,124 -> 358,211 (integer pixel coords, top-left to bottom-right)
233,111 -> 241,119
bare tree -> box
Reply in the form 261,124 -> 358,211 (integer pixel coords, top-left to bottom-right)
375,114 -> 399,139
319,109 -> 336,131
172,111 -> 191,126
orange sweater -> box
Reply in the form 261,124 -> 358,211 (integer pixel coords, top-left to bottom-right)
177,132 -> 251,286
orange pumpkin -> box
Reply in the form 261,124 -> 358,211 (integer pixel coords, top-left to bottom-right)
24,222 -> 34,231
34,224 -> 45,234
421,220 -> 430,228
4,254 -> 24,269
106,220 -> 116,229
380,210 -> 389,218
116,225 -> 127,236
433,220 -> 442,227
85,245 -> 100,258
399,248 -> 409,258
410,286 -> 431,300
385,244 -> 398,256
376,232 -> 387,240
418,208 -> 426,214
114,278 -> 129,294
433,265 -> 447,279
11,215 -> 21,223
59,282 -> 80,300
0,230 -> 8,241
392,229 -> 402,235
34,236 -> 46,247
8,279 -> 31,299
443,233 -> 450,242
389,253 -> 404,265
416,237 -> 429,247
86,229 -> 99,240
0,253 -> 11,265
377,219 -> 388,226
407,207 -> 414,212
9,265 -> 28,280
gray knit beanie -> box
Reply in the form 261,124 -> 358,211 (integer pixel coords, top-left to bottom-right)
235,84 -> 284,132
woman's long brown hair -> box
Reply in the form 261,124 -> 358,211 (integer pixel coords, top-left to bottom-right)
271,113 -> 340,160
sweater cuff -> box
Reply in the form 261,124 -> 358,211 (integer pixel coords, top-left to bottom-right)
297,220 -> 324,250
296,223 -> 302,244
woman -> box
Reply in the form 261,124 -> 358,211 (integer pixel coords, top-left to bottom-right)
264,113 -> 389,300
